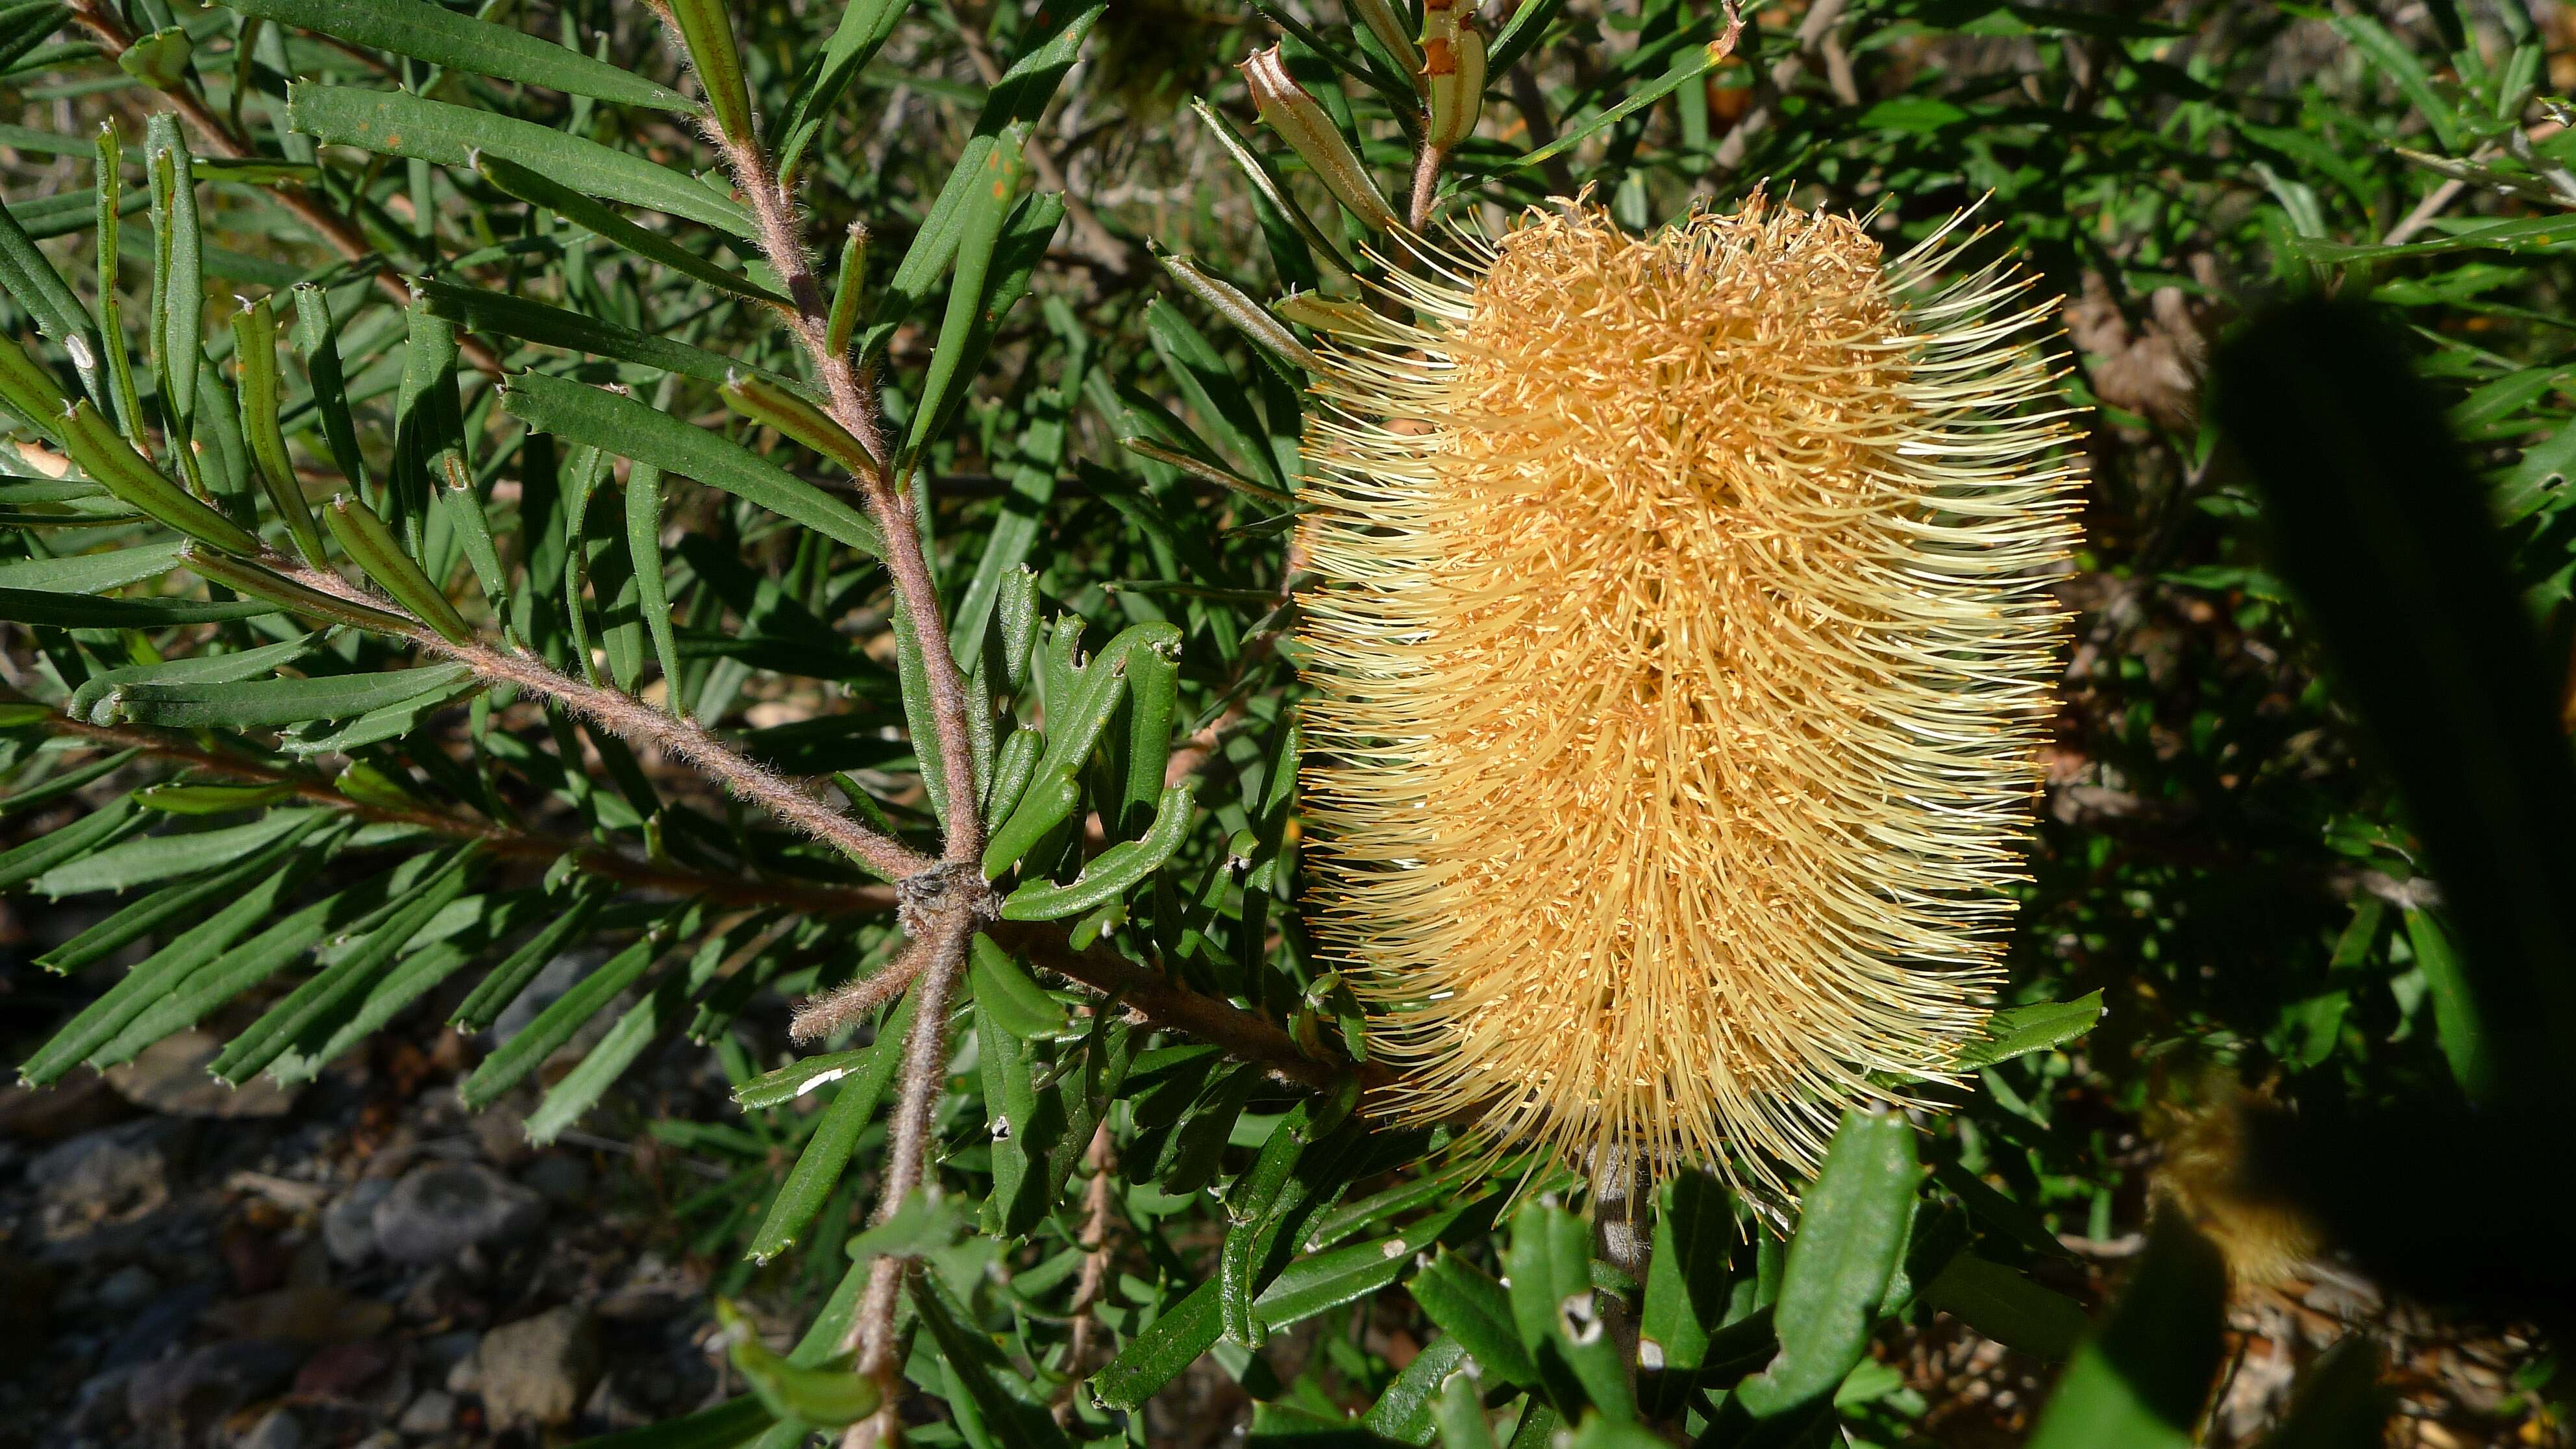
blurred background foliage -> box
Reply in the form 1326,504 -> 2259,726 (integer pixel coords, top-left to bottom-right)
0,0 -> 2571,1443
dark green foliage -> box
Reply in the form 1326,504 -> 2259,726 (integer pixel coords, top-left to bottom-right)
1,0 -> 2570,1441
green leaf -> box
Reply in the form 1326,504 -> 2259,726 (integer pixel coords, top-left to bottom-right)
908,1268 -> 1073,1449
0,793 -> 142,891
1637,1167 -> 1731,1374
451,888 -> 609,1030
1255,1235 -> 1412,1331
0,586 -> 277,628
1357,1335 -> 1470,1446
323,492 -> 471,641
1917,1253 -> 2087,1363
745,985 -> 919,1264
1409,1252 -> 1535,1388
0,190 -> 105,408
16,845 -> 313,1085
2258,1335 -> 2388,1449
1733,1111 -> 1918,1417
35,811 -> 324,970
1954,991 -> 2106,1071
775,0 -> 914,177
144,118 -> 202,465
2023,1217 -> 2227,1449
285,84 -> 754,240
459,911 -> 675,1108
663,0 -> 751,142
2213,300 -> 2576,1108
103,662 -> 473,730
208,844 -> 485,1084
0,540 -> 184,594
475,153 -> 784,306
967,932 -> 1066,1037
900,129 -> 1027,466
715,1299 -> 880,1429
30,808 -> 327,897
225,0 -> 695,109
1093,1277 -> 1220,1412
1504,1203 -> 1629,1420
502,373 -> 883,558
421,280 -> 763,386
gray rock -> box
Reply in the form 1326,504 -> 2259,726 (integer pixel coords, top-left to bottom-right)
472,1306 -> 600,1430
371,1162 -> 543,1265
106,1031 -> 301,1119
31,1121 -> 181,1237
397,1389 -> 456,1435
322,1180 -> 391,1267
95,1263 -> 158,1310
236,1409 -> 305,1449
127,1340 -> 303,1447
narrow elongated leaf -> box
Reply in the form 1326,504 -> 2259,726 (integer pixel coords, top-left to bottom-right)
16,847 -> 312,1084
105,662 -> 473,729
1954,991 -> 2106,1071
2214,301 -> 2576,1108
421,280 -> 760,385
286,84 -> 754,240
664,0 -> 751,142
1918,1253 -> 2087,1363
32,808 -> 326,897
745,985 -> 919,1263
503,373 -> 882,556
227,0 -> 696,110
716,1300 -> 880,1429
1411,1252 -> 1536,1387
0,538 -> 184,591
459,914 -> 674,1108
775,0 -> 914,177
0,586 -> 276,627
1639,1169 -> 1731,1373
0,795 -> 142,891
0,191 -> 105,406
36,811 -> 325,971
452,889 -> 608,1030
210,845 -> 484,1083
475,153 -> 784,305
1093,1278 -> 1220,1412
1359,1335 -> 1470,1446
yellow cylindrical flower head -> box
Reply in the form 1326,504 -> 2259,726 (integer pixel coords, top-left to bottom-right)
1293,197 -> 2083,1193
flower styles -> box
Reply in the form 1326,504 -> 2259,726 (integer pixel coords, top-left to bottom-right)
1293,197 -> 2083,1195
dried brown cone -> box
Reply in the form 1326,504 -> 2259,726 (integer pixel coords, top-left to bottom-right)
1292,197 -> 2084,1195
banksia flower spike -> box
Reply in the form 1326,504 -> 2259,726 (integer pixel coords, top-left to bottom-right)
1294,196 -> 2083,1196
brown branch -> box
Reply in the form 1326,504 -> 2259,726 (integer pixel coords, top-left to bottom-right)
32,710 -> 900,916
989,919 -> 1385,1096
719,137 -> 987,873
65,0 -> 506,378
1058,1120 -> 1118,1417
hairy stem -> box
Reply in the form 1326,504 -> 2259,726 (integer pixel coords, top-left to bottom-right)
721,138 -> 987,871
271,554 -> 935,882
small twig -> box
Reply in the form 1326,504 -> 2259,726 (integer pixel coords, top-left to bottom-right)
1409,143 -> 1448,233
1059,1121 -> 1119,1411
790,939 -> 931,1043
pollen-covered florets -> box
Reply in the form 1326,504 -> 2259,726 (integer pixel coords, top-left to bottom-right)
1293,197 -> 2082,1194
